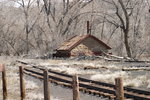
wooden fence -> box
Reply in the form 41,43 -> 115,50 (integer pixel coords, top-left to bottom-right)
0,64 -> 124,100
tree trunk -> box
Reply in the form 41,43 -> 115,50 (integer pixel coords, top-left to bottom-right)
124,30 -> 132,58
25,22 -> 29,54
118,0 -> 132,58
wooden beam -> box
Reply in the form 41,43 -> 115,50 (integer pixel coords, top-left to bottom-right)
72,75 -> 80,100
43,69 -> 50,100
115,77 -> 124,100
19,66 -> 26,100
1,64 -> 7,100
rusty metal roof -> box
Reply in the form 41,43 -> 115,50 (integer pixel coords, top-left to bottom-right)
57,34 -> 111,51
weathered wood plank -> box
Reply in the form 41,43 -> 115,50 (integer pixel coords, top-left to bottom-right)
1,64 -> 7,100
19,66 -> 26,100
115,77 -> 124,100
72,75 -> 80,100
44,69 -> 50,100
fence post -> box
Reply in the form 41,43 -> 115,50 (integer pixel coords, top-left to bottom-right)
115,77 -> 124,100
19,66 -> 25,100
43,69 -> 50,100
72,75 -> 80,100
1,64 -> 7,100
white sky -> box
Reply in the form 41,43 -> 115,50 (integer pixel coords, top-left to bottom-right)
0,0 -> 149,8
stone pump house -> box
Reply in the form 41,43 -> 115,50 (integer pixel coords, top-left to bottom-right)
54,34 -> 111,57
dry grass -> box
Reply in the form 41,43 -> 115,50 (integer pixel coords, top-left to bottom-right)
0,56 -> 149,100
39,59 -> 150,88
0,56 -> 61,100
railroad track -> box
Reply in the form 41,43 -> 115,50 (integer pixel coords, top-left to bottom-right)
16,60 -> 150,100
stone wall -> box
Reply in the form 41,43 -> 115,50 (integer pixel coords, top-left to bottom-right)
70,37 -> 108,57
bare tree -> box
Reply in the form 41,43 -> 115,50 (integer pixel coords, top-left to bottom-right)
42,0 -> 93,35
0,0 -> 149,59
14,0 -> 43,54
103,0 -> 132,57
101,0 -> 147,58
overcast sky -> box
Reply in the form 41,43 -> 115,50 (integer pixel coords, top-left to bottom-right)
0,0 -> 149,8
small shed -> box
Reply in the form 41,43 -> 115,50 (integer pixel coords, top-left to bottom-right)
54,34 -> 111,57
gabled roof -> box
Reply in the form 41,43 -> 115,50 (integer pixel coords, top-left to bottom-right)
57,34 -> 111,51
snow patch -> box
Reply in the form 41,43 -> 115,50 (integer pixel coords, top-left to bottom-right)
91,71 -> 129,84
26,80 -> 38,89
124,75 -> 147,87
26,92 -> 43,100
48,66 -> 78,75
91,71 -> 150,88
148,79 -> 150,88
